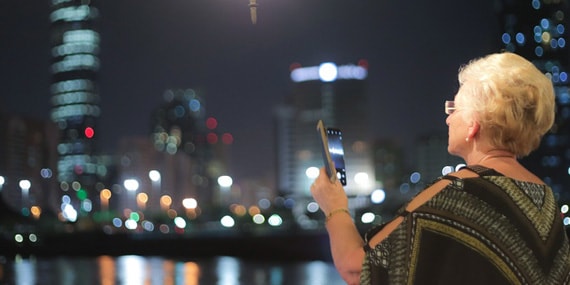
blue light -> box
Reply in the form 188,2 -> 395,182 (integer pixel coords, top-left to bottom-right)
189,99 -> 201,112
515,33 -> 525,45
531,0 -> 540,9
557,24 -> 565,35
409,172 -> 421,183
560,72 -> 568,83
501,33 -> 511,44
541,18 -> 550,29
535,46 -> 544,57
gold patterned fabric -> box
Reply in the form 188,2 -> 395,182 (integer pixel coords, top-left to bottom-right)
361,165 -> 570,285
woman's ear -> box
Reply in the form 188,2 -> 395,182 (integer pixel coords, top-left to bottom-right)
467,121 -> 480,140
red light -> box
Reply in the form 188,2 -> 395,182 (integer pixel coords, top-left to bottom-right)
85,127 -> 95,138
206,117 -> 218,130
207,133 -> 218,144
222,133 -> 234,144
289,62 -> 302,71
358,59 -> 369,69
74,164 -> 84,175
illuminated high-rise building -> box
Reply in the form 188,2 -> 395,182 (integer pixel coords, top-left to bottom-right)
497,0 -> 570,202
0,113 -> 58,216
150,89 -> 233,211
49,0 -> 102,213
276,61 -> 374,198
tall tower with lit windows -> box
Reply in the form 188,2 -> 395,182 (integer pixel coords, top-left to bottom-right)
497,0 -> 570,202
276,61 -> 374,198
50,0 -> 102,215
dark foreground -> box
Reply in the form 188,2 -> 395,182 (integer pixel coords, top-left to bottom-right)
1,228 -> 333,261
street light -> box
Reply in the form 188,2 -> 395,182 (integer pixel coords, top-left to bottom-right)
182,198 -> 199,219
148,170 -> 161,212
100,189 -> 112,211
217,175 -> 233,205
137,192 -> 148,210
124,179 -> 139,210
19,179 -> 31,214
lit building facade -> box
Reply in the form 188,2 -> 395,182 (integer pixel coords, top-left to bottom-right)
49,0 -> 103,214
0,113 -> 59,216
497,0 -> 570,203
149,89 -> 233,213
276,61 -> 375,197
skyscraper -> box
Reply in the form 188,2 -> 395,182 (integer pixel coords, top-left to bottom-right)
150,89 -> 232,212
276,61 -> 374,197
49,0 -> 102,215
497,0 -> 570,202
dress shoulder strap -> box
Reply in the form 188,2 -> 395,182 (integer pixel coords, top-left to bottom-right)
459,164 -> 500,176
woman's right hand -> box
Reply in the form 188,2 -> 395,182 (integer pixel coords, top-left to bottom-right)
310,167 -> 349,216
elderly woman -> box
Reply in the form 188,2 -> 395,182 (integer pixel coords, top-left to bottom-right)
310,52 -> 570,284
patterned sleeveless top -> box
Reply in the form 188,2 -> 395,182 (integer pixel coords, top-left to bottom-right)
360,165 -> 570,284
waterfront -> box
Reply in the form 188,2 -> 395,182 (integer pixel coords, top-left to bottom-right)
0,255 -> 344,285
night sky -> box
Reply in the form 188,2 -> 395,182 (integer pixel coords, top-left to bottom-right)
0,1 -> 500,181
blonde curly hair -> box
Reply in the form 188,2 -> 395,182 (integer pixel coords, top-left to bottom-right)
455,52 -> 555,157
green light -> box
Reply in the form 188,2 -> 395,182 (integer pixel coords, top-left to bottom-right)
77,189 -> 88,200
130,212 -> 140,222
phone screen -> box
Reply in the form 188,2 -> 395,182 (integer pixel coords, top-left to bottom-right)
326,128 -> 346,185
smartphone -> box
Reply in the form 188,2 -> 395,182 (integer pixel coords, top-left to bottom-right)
316,120 -> 347,185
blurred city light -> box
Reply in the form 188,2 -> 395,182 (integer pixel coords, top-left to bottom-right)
305,167 -> 319,179
370,189 -> 386,204
318,62 -> 338,82
220,215 -> 235,228
123,179 -> 139,191
160,195 -> 172,211
409,172 -> 421,184
442,166 -> 455,175
62,204 -> 78,222
174,217 -> 186,229
306,202 -> 319,213
268,214 -> 282,227
354,172 -> 370,187
252,214 -> 265,224
19,179 -> 31,190
217,176 -> 233,187
125,219 -> 137,230
148,170 -> 161,182
360,212 -> 376,224
182,198 -> 198,209
112,218 -> 122,228
258,198 -> 270,209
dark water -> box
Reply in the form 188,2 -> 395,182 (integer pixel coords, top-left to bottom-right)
0,255 -> 345,285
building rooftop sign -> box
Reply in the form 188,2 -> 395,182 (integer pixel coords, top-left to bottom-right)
290,62 -> 367,83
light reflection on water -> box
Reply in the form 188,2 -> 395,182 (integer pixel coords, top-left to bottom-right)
1,255 -> 344,285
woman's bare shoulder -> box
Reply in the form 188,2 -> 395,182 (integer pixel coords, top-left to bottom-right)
405,168 -> 476,210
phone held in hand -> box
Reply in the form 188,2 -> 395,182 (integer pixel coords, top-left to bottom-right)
316,120 -> 347,185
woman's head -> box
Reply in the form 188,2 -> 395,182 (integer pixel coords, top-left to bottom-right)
453,52 -> 555,157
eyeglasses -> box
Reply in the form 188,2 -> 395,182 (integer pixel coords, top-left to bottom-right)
445,100 -> 456,115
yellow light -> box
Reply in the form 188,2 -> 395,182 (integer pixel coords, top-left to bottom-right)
30,206 -> 42,219
137,193 -> 148,204
161,195 -> 172,208
100,189 -> 112,200
248,206 -> 261,216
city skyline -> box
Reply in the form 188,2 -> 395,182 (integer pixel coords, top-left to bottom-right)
0,1 -> 499,181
